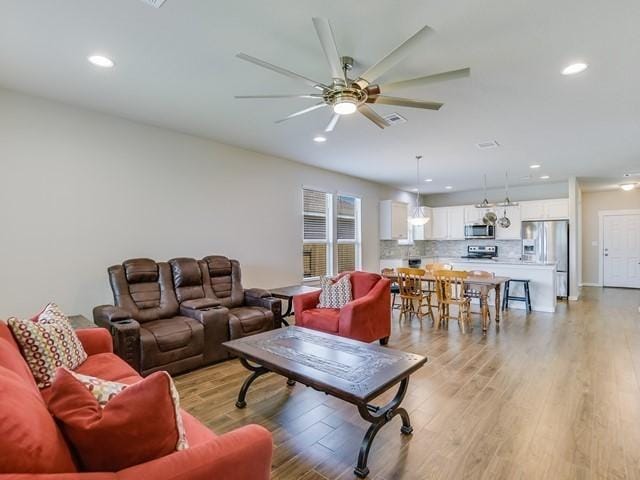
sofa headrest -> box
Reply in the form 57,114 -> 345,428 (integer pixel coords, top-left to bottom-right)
169,258 -> 201,288
123,258 -> 159,284
203,255 -> 232,278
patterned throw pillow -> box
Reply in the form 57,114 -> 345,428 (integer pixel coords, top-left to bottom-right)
318,274 -> 352,309
8,303 -> 88,388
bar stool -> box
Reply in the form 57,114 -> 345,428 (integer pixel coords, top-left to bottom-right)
502,279 -> 532,313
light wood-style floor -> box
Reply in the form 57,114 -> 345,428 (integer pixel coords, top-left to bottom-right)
175,287 -> 640,479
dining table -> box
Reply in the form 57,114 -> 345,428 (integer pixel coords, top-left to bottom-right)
383,272 -> 510,333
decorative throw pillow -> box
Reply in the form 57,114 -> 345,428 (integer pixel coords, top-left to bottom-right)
8,303 -> 87,388
318,274 -> 352,309
47,368 -> 188,472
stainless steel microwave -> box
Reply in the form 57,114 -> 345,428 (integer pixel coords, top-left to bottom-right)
464,224 -> 495,239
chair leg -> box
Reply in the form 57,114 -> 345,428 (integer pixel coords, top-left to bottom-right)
525,282 -> 532,313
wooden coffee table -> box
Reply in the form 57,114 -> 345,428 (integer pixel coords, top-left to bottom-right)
223,326 -> 427,478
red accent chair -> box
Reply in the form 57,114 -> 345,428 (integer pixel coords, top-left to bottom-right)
293,271 -> 391,345
0,322 -> 272,480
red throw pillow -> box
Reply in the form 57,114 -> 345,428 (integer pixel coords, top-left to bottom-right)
47,368 -> 188,472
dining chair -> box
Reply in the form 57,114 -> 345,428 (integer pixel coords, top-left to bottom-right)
465,270 -> 495,320
381,268 -> 401,310
434,270 -> 471,332
422,263 -> 452,318
396,268 -> 432,323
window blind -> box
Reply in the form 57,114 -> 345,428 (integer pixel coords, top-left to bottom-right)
303,188 -> 330,279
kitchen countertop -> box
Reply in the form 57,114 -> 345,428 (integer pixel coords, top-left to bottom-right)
389,256 -> 557,267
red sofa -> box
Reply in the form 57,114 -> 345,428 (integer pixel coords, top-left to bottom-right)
294,271 -> 391,345
0,322 -> 272,479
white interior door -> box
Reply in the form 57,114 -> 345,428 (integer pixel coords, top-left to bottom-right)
603,214 -> 640,288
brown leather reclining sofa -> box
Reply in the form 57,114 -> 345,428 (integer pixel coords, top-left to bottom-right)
93,256 -> 280,376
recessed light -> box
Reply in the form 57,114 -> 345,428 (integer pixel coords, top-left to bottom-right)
445,185 -> 453,190
313,135 -> 327,143
540,175 -> 550,180
529,164 -> 541,169
561,63 -> 588,75
88,55 -> 115,68
620,183 -> 636,191
424,178 -> 433,182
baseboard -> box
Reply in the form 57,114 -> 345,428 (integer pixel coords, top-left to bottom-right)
580,283 -> 603,287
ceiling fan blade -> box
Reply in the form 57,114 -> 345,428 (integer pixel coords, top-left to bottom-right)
235,94 -> 323,99
236,53 -> 330,91
312,18 -> 345,83
274,102 -> 328,123
380,67 -> 470,93
325,114 -> 340,132
368,95 -> 443,110
356,25 -> 434,88
357,105 -> 389,129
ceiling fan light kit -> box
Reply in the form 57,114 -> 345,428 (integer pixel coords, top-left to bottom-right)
235,17 -> 470,133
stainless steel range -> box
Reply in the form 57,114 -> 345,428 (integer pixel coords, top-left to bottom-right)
460,245 -> 498,260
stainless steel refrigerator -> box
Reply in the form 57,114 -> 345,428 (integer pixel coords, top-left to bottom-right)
521,220 -> 569,298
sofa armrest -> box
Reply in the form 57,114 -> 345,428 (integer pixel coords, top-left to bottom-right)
117,425 -> 273,480
293,290 -> 321,324
76,327 -> 114,355
93,305 -> 131,327
93,306 -> 141,372
244,290 -> 281,326
338,278 -> 391,338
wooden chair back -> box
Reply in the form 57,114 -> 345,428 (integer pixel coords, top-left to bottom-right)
434,270 -> 468,303
381,268 -> 395,276
396,268 -> 426,299
466,270 -> 495,279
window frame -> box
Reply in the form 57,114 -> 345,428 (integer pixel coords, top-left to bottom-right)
334,193 -> 362,274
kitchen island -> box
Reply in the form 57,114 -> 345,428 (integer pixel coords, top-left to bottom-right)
380,257 -> 558,313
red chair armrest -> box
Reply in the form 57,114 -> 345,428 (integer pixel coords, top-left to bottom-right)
339,278 -> 391,338
116,425 -> 272,480
293,290 -> 321,323
76,327 -> 113,355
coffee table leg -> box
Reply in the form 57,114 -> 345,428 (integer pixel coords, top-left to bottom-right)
354,377 -> 412,478
236,358 -> 269,409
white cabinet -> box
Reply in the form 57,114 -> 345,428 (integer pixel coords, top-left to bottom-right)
495,205 -> 522,239
447,206 -> 465,239
520,199 -> 569,221
545,199 -> 570,219
379,200 -> 409,240
464,205 -> 483,225
431,208 -> 449,239
412,207 -> 432,240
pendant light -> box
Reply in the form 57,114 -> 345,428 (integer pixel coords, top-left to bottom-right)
496,171 -> 519,207
409,155 -> 430,226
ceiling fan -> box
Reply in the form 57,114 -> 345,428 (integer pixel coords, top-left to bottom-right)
235,18 -> 470,131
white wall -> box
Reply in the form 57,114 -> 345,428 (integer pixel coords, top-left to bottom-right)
0,89 -> 397,319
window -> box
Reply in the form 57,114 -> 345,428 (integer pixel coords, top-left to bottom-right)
302,188 -> 361,280
303,188 -> 332,280
336,194 -> 361,273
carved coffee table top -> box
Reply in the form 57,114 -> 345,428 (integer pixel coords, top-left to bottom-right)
223,326 -> 427,404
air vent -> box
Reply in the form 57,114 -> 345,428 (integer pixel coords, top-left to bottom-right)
383,112 -> 407,126
476,140 -> 500,150
624,172 -> 640,177
139,0 -> 167,7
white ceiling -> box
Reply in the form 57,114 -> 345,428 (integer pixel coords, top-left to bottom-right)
1,0 -> 639,193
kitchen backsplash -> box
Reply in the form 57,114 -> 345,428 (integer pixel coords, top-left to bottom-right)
380,239 -> 523,259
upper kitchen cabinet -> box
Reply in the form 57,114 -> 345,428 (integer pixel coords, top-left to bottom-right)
447,206 -> 466,239
430,207 -> 449,239
379,200 -> 409,240
495,205 -> 522,239
464,205 -> 484,224
520,198 -> 569,221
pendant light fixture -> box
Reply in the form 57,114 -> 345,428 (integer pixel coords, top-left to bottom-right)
409,155 -> 430,226
496,171 -> 519,207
